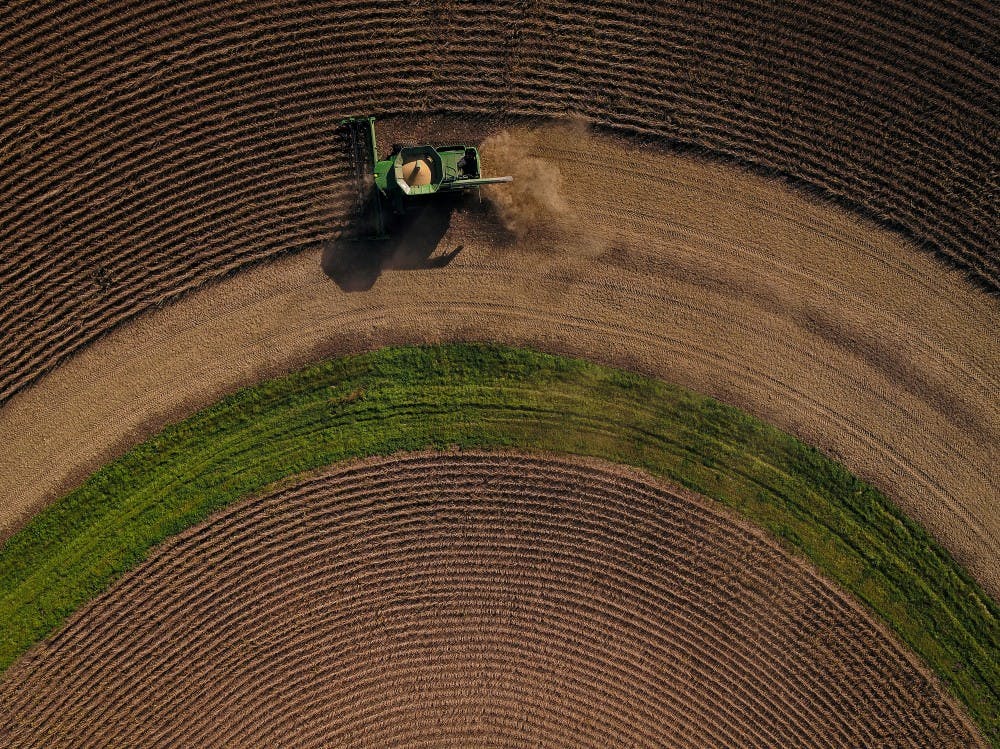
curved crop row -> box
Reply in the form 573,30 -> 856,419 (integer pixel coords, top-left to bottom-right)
0,345 -> 995,741
0,0 -> 996,405
0,452 -> 982,747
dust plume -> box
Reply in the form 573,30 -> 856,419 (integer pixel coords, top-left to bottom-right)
480,124 -> 608,259
480,130 -> 569,240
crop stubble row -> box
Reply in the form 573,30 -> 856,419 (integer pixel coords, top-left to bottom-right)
0,452 -> 982,748
0,0 -> 996,405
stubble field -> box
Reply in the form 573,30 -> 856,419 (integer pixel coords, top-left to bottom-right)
1,0 -> 997,746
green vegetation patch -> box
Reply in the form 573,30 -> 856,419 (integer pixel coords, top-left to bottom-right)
0,344 -> 996,739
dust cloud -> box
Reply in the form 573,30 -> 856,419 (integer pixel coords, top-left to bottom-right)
481,123 -> 607,258
481,129 -> 568,239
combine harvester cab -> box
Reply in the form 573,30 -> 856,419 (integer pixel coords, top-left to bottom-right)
340,116 -> 512,237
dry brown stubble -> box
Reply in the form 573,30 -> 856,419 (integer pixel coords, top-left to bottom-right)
0,452 -> 983,748
1,124 -> 996,596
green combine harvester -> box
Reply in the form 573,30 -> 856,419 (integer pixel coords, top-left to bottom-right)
341,116 -> 513,237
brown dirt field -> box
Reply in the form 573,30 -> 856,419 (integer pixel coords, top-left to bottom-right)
1,0 -> 997,407
1,124 -> 997,598
0,452 -> 983,748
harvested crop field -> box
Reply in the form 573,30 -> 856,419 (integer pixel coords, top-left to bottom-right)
1,0 -> 997,407
0,452 -> 984,748
2,1 -> 998,745
3,125 -> 997,599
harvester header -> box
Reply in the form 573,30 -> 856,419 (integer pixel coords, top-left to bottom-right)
340,116 -> 512,237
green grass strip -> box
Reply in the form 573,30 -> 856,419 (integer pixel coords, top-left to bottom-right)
0,344 -> 996,740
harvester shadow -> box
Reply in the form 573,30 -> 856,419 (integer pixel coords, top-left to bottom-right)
321,196 -> 462,292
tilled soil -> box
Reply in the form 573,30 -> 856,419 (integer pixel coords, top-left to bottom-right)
0,452 -> 983,748
2,125 -> 997,598
1,0 -> 997,407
